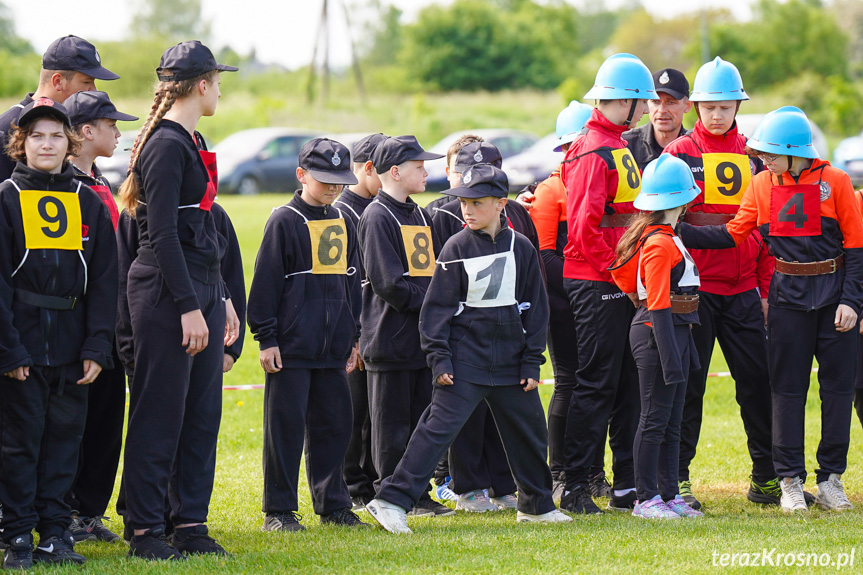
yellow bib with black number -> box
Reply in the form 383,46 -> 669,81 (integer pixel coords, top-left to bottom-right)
611,148 -> 641,203
20,190 -> 82,250
703,153 -> 751,206
401,225 -> 435,277
307,218 -> 347,274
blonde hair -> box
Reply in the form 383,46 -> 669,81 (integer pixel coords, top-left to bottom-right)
38,69 -> 76,87
446,134 -> 484,168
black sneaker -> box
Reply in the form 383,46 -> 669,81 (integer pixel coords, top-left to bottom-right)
69,513 -> 96,543
262,512 -> 305,532
321,508 -> 371,527
803,489 -> 816,507
128,526 -> 186,561
607,489 -> 637,511
3,534 -> 33,570
170,525 -> 231,557
33,535 -> 86,565
80,516 -> 121,543
588,472 -> 612,499
747,476 -> 781,505
408,498 -> 455,517
560,485 -> 604,515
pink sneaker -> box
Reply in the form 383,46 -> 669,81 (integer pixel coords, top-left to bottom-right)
666,496 -> 704,518
632,495 -> 680,519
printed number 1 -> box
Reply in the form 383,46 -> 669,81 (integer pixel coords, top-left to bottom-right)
778,192 -> 808,229
476,257 -> 506,300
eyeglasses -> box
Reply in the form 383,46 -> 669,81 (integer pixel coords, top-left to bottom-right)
756,152 -> 780,163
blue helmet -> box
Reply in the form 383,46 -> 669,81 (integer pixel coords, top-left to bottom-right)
584,53 -> 658,101
689,57 -> 748,102
746,106 -> 819,159
634,154 -> 701,211
554,101 -> 593,152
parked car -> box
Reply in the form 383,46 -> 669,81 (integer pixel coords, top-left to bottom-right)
502,132 -> 563,191
98,131 -> 136,187
214,128 -> 322,194
424,129 -> 540,191
735,113 -> 829,160
833,131 -> 863,188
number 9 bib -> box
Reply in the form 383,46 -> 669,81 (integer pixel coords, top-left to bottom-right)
307,218 -> 347,274
611,148 -> 641,203
20,190 -> 83,250
703,153 -> 751,206
401,225 -> 435,277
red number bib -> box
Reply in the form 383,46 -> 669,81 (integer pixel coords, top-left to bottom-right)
769,184 -> 821,237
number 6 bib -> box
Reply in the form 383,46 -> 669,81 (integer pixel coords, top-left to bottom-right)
282,205 -> 349,277
20,186 -> 83,251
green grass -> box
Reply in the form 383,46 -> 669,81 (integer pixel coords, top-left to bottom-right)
50,194 -> 863,573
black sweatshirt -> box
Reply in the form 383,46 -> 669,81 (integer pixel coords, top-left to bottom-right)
420,216 -> 548,384
0,94 -> 33,182
248,191 -> 361,369
334,187 -> 375,278
0,162 -> 117,371
357,190 -> 441,371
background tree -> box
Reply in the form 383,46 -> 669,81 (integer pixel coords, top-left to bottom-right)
130,0 -> 212,42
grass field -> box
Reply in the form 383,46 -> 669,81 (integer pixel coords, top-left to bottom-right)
49,193 -> 863,573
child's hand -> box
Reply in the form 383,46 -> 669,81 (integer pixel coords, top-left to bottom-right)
181,309 -> 209,356
77,359 -> 103,385
346,342 -> 360,374
224,298 -> 240,346
223,354 -> 235,373
835,304 -> 857,332
436,373 -> 454,386
260,347 -> 282,373
4,366 -> 29,381
515,190 -> 535,211
520,378 -> 539,391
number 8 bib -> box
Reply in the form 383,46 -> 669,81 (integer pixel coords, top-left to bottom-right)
703,153 -> 751,206
611,148 -> 641,203
20,190 -> 83,250
401,225 -> 435,277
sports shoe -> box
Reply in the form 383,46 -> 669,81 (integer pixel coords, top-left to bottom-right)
33,534 -> 86,565
262,512 -> 306,532
552,480 -> 565,504
409,498 -> 455,517
456,489 -> 499,513
666,496 -> 704,518
747,477 -> 781,505
3,534 -> 33,570
815,474 -> 854,511
779,476 -> 808,513
69,513 -> 96,543
560,485 -> 603,515
588,471 -> 612,499
632,495 -> 680,519
678,480 -> 702,510
490,493 -> 518,510
128,526 -> 186,561
351,496 -> 371,512
170,525 -> 231,556
80,516 -> 121,543
607,489 -> 637,511
320,508 -> 371,527
517,509 -> 573,523
435,478 -> 458,502
365,499 -> 411,534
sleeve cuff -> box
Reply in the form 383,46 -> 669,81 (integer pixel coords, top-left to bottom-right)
431,357 -> 454,381
0,346 -> 33,374
80,337 -> 114,370
520,364 -> 541,382
258,337 -> 279,351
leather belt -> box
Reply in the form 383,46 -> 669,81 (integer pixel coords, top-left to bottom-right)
639,294 -> 700,314
599,213 -> 635,228
15,288 -> 78,310
774,254 -> 844,276
682,212 -> 735,226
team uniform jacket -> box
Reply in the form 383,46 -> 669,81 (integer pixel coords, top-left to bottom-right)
0,94 -> 34,182
529,168 -> 568,284
432,197 -> 542,253
561,108 -> 639,283
664,121 -> 773,297
0,162 -> 117,372
678,159 -> 863,313
248,191 -> 361,369
420,216 -> 548,384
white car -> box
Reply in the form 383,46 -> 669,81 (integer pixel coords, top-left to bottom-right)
833,131 -> 863,187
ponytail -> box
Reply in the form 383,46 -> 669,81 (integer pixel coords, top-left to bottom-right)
614,211 -> 666,265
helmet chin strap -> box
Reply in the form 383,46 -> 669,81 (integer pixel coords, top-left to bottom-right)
624,98 -> 639,127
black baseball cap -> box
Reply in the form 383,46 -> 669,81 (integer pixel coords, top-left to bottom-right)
369,135 -> 444,174
446,164 -> 509,199
352,133 -> 387,163
299,138 -> 358,186
17,97 -> 71,128
653,68 -> 689,100
65,91 -> 139,126
157,41 -> 238,82
453,141 -> 503,172
42,35 -> 119,81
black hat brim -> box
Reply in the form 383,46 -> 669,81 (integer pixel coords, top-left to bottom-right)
102,110 -> 139,122
76,65 -> 120,81
447,184 -> 507,199
410,151 -> 444,162
306,168 -> 358,186
215,64 -> 239,73
19,106 -> 70,128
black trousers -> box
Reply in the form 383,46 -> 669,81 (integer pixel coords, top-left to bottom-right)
563,279 -> 638,490
123,262 -> 225,529
378,379 -> 554,515
448,401 -> 516,497
680,289 -> 774,482
768,304 -> 856,484
855,334 -> 863,430
368,368 -> 434,500
0,364 -> 88,542
631,323 -> 690,501
263,367 -> 353,515
65,346 -> 126,518
343,367 -> 377,501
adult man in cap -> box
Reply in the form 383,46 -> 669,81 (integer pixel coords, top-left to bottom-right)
623,68 -> 692,171
0,35 -> 119,181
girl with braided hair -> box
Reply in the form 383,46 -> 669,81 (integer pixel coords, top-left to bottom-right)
119,41 -> 239,561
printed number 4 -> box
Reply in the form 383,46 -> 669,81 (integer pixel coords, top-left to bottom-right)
778,192 -> 808,229
476,257 -> 506,300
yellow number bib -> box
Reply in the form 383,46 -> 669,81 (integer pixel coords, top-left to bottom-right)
703,153 -> 751,206
20,190 -> 82,250
308,218 -> 347,275
611,148 -> 641,203
401,225 -> 435,277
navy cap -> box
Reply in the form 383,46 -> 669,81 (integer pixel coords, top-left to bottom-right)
42,35 -> 119,81
369,135 -> 444,174
17,97 -> 70,129
653,68 -> 689,100
352,133 -> 387,164
299,138 -> 358,186
157,41 -> 238,82
452,141 -> 503,172
65,91 -> 139,126
446,164 -> 509,199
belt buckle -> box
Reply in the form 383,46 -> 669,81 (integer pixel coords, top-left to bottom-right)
69,297 -> 77,310
829,258 -> 838,274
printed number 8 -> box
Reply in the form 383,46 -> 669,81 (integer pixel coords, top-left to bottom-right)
38,196 -> 67,238
318,225 -> 344,265
716,162 -> 742,196
411,233 -> 430,269
621,153 -> 640,189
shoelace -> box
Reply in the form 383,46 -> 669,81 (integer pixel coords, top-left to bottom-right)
783,480 -> 806,508
822,478 -> 850,504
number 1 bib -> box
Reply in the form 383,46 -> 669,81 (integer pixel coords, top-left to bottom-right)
703,153 -> 751,206
20,188 -> 83,250
611,148 -> 641,203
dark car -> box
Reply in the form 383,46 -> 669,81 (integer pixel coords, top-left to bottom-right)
215,128 -> 322,194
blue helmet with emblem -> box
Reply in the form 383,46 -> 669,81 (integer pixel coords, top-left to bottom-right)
584,53 -> 658,101
634,154 -> 701,211
746,106 -> 819,160
554,101 -> 593,152
689,57 -> 749,102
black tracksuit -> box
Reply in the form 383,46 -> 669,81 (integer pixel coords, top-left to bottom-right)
0,94 -> 33,182
377,219 -> 554,515
0,162 -> 117,542
248,191 -> 361,515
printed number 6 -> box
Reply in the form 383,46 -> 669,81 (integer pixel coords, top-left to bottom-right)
318,225 -> 344,265
38,196 -> 67,238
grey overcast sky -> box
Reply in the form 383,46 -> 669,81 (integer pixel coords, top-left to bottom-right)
6,0 -> 755,70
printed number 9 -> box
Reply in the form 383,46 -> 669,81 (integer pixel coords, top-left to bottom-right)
318,225 -> 344,265
621,153 -> 640,189
411,233 -> 430,269
38,196 -> 67,238
716,162 -> 742,196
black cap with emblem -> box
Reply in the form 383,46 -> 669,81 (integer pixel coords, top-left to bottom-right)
653,68 -> 689,100
452,141 -> 503,172
157,41 -> 238,82
446,164 -> 509,199
42,35 -> 119,81
17,97 -> 71,128
299,138 -> 358,185
65,91 -> 139,126
369,135 -> 444,174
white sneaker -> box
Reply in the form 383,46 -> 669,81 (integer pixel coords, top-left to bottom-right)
456,489 -> 498,513
365,499 -> 412,534
815,474 -> 854,511
517,509 -> 573,523
490,493 -> 518,510
779,476 -> 808,513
